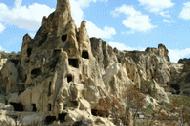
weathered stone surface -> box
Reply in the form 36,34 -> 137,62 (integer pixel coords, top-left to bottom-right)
0,0 -> 190,125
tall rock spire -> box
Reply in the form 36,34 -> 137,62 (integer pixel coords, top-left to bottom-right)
56,0 -> 71,15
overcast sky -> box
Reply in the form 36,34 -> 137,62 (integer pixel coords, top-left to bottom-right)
0,0 -> 190,62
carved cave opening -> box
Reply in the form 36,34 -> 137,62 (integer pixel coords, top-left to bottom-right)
82,50 -> 89,59
68,59 -> 79,68
62,34 -> 67,42
10,59 -> 19,65
67,74 -> 73,83
48,82 -> 51,96
91,109 -> 109,117
27,48 -> 32,57
48,104 -> 52,111
170,84 -> 180,94
70,100 -> 79,107
58,113 -> 67,123
31,68 -> 42,78
32,104 -> 37,112
10,102 -> 24,111
44,116 -> 56,125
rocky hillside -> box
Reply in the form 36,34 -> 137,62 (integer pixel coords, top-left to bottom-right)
0,0 -> 190,126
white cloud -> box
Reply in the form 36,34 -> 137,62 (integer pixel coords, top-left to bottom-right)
86,21 -> 116,39
0,0 -> 115,39
75,0 -> 107,8
179,2 -> 190,20
0,0 -> 54,31
138,0 -> 174,16
169,48 -> 190,63
108,41 -> 145,51
112,5 -> 156,32
0,23 -> 5,33
71,0 -> 116,39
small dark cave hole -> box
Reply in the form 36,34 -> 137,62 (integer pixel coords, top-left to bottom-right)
44,116 -> 56,125
68,59 -> 79,68
48,104 -> 52,111
58,113 -> 67,123
32,104 -> 37,112
70,100 -> 79,107
26,48 -> 32,57
10,102 -> 24,111
31,68 -> 41,78
170,84 -> 180,94
67,74 -> 73,83
91,109 -> 109,117
10,59 -> 19,65
62,34 -> 67,42
48,82 -> 52,96
82,50 -> 89,59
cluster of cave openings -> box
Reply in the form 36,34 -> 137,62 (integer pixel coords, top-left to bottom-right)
68,58 -> 79,68
31,68 -> 42,78
82,50 -> 89,59
67,74 -> 73,83
10,102 -> 24,111
62,34 -> 67,42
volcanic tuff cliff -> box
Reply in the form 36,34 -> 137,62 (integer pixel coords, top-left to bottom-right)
0,0 -> 190,126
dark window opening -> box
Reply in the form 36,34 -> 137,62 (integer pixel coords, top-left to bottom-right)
18,84 -> 25,95
70,100 -> 79,107
32,104 -> 37,112
170,84 -> 180,94
58,113 -> 67,123
10,59 -> 19,65
82,50 -> 89,59
44,116 -> 56,125
48,82 -> 51,96
27,48 -> 32,57
91,109 -> 109,117
48,104 -> 52,111
31,68 -> 41,78
5,100 -> 8,105
67,74 -> 73,83
68,59 -> 79,68
62,34 -> 67,42
53,49 -> 62,56
10,102 -> 24,111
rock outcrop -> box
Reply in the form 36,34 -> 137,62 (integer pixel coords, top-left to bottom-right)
0,0 -> 190,126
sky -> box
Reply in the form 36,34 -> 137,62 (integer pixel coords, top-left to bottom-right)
0,0 -> 190,63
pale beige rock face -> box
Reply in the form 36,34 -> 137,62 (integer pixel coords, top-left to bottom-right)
0,0 -> 190,125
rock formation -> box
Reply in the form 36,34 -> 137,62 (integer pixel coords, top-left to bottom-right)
0,0 -> 190,126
